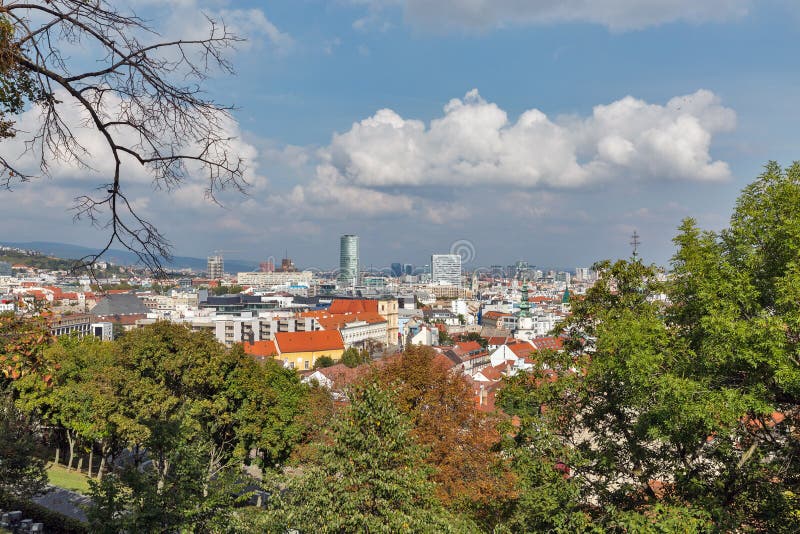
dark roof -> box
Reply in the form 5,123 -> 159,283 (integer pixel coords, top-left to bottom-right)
90,293 -> 149,316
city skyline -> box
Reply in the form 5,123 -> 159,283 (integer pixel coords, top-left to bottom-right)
2,1 -> 800,270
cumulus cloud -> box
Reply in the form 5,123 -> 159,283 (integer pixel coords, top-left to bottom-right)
318,89 -> 735,190
350,0 -> 751,31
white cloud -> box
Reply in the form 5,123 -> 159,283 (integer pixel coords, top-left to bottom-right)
350,0 -> 751,31
127,0 -> 292,52
318,89 -> 735,191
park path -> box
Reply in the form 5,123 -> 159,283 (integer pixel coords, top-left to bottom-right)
32,486 -> 90,523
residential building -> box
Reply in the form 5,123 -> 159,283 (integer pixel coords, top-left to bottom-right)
245,330 -> 345,370
213,315 -> 320,347
328,298 -> 399,346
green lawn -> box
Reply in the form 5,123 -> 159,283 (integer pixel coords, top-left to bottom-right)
47,463 -> 91,494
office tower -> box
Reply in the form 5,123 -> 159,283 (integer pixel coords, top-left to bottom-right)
207,255 -> 224,279
391,263 -> 403,277
338,234 -> 359,288
404,263 -> 413,276
431,254 -> 461,287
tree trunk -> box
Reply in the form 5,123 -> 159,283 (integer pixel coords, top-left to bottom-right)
77,457 -> 83,474
88,448 -> 94,478
157,457 -> 170,493
54,447 -> 60,466
97,443 -> 111,481
66,430 -> 76,471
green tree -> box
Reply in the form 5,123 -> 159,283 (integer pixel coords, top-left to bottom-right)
211,284 -> 244,296
0,392 -> 47,499
87,439 -> 244,533
227,346 -> 308,471
266,380 -> 477,532
340,346 -> 370,368
313,355 -> 335,369
462,331 -> 488,348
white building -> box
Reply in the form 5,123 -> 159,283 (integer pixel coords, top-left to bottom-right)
431,254 -> 461,287
237,271 -> 313,287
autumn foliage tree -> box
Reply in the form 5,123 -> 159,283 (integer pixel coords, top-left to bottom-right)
378,346 -> 516,527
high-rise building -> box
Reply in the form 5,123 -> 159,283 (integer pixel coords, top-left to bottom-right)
338,234 -> 359,288
207,255 -> 224,279
431,254 -> 461,287
404,264 -> 414,276
391,263 -> 403,277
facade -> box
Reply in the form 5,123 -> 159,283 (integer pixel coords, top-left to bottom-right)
427,285 -> 472,299
431,254 -> 461,287
328,298 -> 399,346
207,255 -> 224,279
237,271 -> 313,288
91,322 -> 114,341
338,235 -> 359,289
274,330 -> 345,371
213,315 -> 320,347
49,314 -> 91,338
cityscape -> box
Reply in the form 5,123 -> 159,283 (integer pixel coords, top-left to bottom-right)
2,1 -> 800,532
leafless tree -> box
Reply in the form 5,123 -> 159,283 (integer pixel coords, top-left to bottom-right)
0,0 -> 247,275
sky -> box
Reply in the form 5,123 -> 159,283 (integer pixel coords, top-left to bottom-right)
3,0 -> 800,271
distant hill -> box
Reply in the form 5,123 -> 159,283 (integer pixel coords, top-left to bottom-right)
0,241 -> 259,273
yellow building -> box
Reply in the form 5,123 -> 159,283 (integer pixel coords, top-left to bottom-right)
243,330 -> 344,371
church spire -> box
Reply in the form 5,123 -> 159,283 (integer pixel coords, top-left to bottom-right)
519,277 -> 531,318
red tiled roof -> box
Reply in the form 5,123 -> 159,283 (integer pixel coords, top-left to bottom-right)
315,312 -> 387,331
275,330 -> 344,353
479,365 -> 504,382
531,336 -> 564,351
454,340 -> 482,354
432,352 -> 458,370
328,299 -> 379,314
487,336 -> 511,345
506,342 -> 534,358
483,311 -> 512,320
243,340 -> 278,357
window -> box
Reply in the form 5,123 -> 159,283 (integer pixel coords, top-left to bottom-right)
304,360 -> 310,370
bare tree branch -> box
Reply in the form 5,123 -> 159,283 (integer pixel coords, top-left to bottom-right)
0,0 -> 248,276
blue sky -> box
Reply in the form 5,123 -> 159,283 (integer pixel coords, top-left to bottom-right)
4,0 -> 800,270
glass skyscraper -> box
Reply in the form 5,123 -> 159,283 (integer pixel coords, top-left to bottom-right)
338,234 -> 359,288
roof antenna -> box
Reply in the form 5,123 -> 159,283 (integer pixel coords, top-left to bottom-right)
630,230 -> 641,259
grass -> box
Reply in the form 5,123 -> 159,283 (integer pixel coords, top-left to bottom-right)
46,463 -> 92,494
